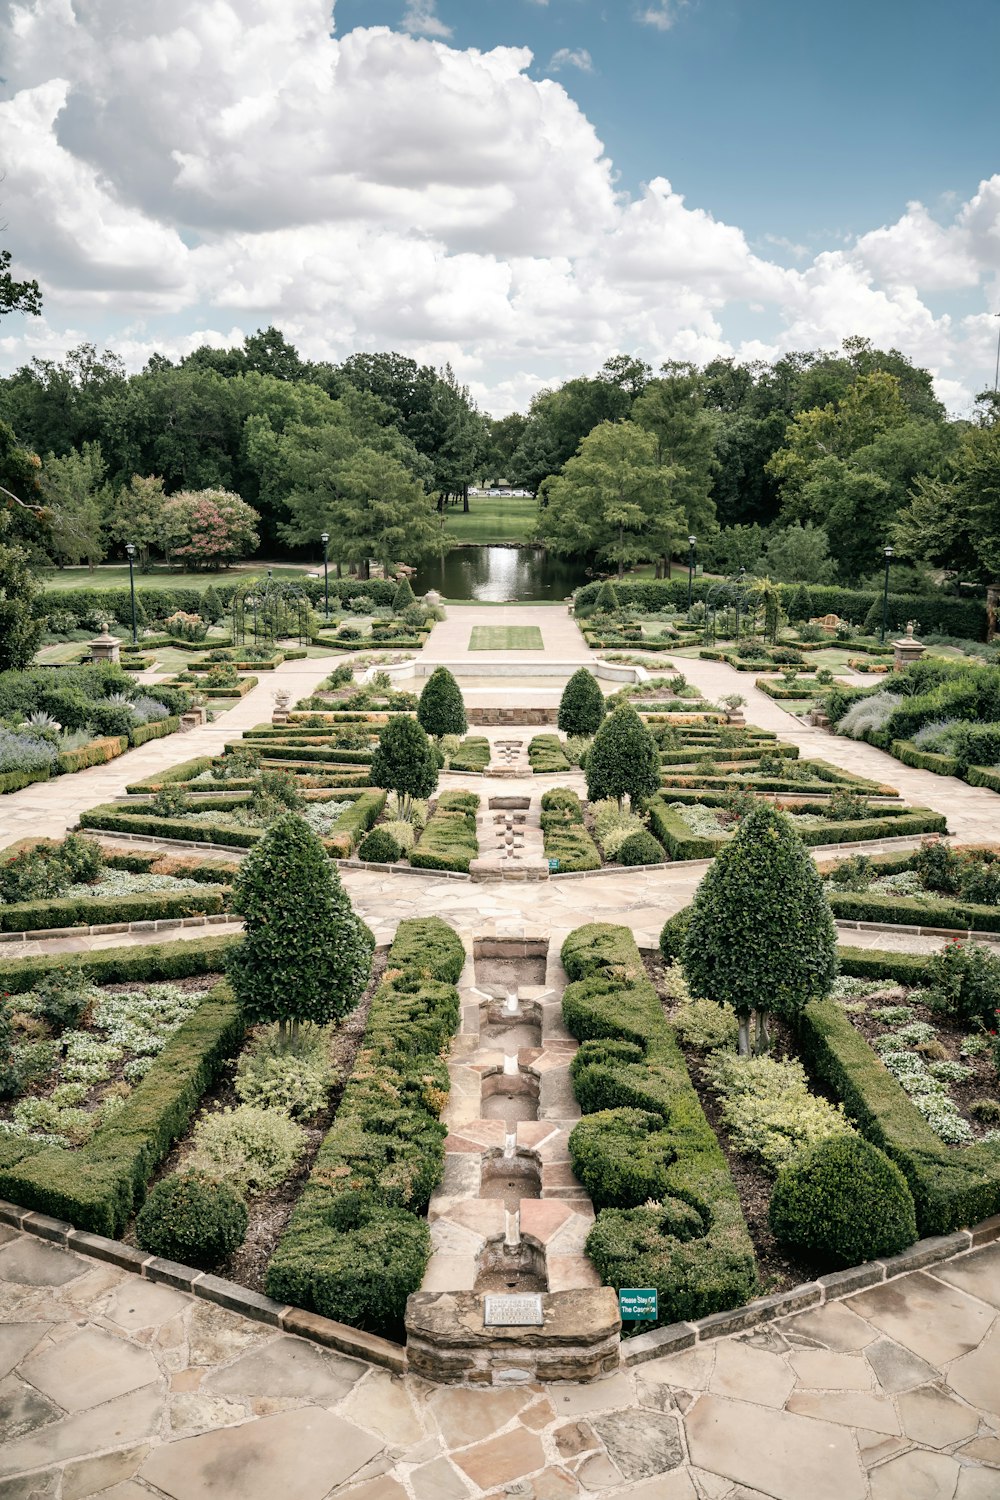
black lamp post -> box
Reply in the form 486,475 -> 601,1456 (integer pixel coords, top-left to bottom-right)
125,542 -> 137,645
734,566 -> 746,641
687,535 -> 697,616
880,546 -> 894,644
321,531 -> 330,620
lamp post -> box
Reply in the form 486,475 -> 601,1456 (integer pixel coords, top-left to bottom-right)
321,532 -> 330,620
125,542 -> 137,645
880,546 -> 894,644
687,535 -> 697,616
734,566 -> 746,641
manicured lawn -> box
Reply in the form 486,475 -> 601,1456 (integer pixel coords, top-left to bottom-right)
469,625 -> 544,650
39,563 -> 316,592
438,496 -> 537,544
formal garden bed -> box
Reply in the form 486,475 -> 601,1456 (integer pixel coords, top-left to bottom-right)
820,842 -> 1000,934
0,664 -> 190,795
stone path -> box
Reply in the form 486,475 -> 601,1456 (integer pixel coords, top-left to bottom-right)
2,1225 -> 998,1498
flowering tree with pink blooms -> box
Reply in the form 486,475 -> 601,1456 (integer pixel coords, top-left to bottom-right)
159,488 -> 260,570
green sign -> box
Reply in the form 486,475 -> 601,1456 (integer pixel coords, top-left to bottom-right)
548,858 -> 560,872
619,1287 -> 657,1321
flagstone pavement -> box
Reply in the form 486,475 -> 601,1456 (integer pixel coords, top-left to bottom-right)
1,1227 -> 999,1499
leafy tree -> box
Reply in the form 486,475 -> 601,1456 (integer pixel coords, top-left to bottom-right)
950,414 -> 1000,576
542,422 -> 683,577
160,489 -> 260,570
0,419 -> 45,553
585,703 -> 660,809
0,247 -> 42,319
763,521 -> 836,584
417,666 -> 467,737
226,813 -> 373,1035
632,363 -> 718,539
595,580 -> 620,613
393,574 -> 416,612
558,668 -> 606,737
370,716 -> 439,816
682,801 -> 838,1056
201,585 -> 224,623
0,516 -> 44,669
38,442 -> 108,568
104,475 -> 167,570
785,582 -> 813,624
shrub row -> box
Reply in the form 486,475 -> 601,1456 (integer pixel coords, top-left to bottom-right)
827,889 -> 1000,934
755,679 -> 819,700
0,884 -> 230,934
127,757 -> 215,790
40,578 -> 402,624
128,716 -> 181,748
0,766 -> 51,795
0,982 -> 243,1236
56,735 -> 127,774
265,917 -> 465,1338
540,788 -> 601,872
410,791 -> 479,872
326,790 -> 386,856
447,737 -> 491,773
528,734 -> 572,773
560,923 -> 758,1326
646,799 -> 721,860
646,798 -> 946,861
0,931 -> 235,995
799,996 -> 1000,1235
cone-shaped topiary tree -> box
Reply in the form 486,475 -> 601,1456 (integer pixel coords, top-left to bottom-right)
785,582 -> 813,625
558,668 -> 607,738
417,666 -> 467,737
392,574 -> 416,612
226,812 -> 374,1034
585,703 -> 660,810
201,585 -> 224,624
370,714 -> 439,816
682,800 -> 838,1056
596,580 -> 620,614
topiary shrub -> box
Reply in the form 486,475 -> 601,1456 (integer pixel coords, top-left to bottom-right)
226,813 -> 374,1032
392,575 -> 416,612
616,829 -> 665,866
769,1134 -> 917,1267
785,582 -> 814,624
568,1107 -> 677,1210
417,666 -> 467,738
357,827 -> 402,864
659,906 -> 693,961
595,580 -> 620,613
135,1171 -> 248,1269
558,668 -> 607,738
585,703 -> 660,809
186,1104 -> 308,1194
370,716 -> 439,817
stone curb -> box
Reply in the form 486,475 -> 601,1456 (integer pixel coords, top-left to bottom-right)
621,1216 -> 1000,1367
0,1199 -> 407,1376
335,859 -> 470,880
0,912 -> 238,945
834,917 -> 1000,943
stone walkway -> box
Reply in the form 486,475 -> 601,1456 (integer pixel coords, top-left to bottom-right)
1,1226 -> 998,1499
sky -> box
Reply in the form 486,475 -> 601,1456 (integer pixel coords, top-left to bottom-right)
0,0 -> 998,416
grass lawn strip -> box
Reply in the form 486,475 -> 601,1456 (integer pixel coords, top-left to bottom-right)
469,625 -> 543,650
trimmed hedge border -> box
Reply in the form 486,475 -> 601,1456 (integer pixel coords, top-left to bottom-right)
0,981 -> 243,1237
560,923 -> 758,1327
828,889 -> 1000,934
0,885 -> 230,935
265,917 -> 466,1339
0,766 -> 51,795
57,735 -> 127,774
128,715 -> 180,747
646,796 -> 947,861
410,791 -> 479,873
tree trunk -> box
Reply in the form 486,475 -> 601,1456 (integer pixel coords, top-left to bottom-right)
666,554 -> 672,579
462,482 -> 469,514
755,1010 -> 770,1055
359,558 -> 370,581
737,1015 -> 751,1058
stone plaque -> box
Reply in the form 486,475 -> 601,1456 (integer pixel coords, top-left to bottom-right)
484,1294 -> 544,1327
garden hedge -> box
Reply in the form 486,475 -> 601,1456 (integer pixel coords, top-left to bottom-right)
560,923 -> 757,1326
0,885 -> 230,934
56,735 -> 127,774
828,889 -> 1000,934
540,788 -> 601,871
0,982 -> 243,1236
265,916 -> 465,1339
410,791 -> 479,872
447,736 -> 491,773
0,931 -> 235,995
79,790 -> 384,855
799,997 -> 1000,1235
528,734 -> 572,773
127,715 -> 181,748
0,766 -> 51,795
646,797 -> 946,862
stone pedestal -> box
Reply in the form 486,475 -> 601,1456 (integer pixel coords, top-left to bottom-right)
180,708 -> 207,731
88,628 -> 121,663
893,625 -> 926,671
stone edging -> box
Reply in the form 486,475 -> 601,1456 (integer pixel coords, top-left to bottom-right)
620,1215 -> 1000,1366
0,913 -> 237,945
0,1198 -> 406,1375
835,917 -> 1000,943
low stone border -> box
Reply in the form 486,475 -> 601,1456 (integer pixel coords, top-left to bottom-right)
0,912 -> 237,945
70,826 -> 250,856
835,916 -> 1000,943
0,1199 -> 406,1375
336,859 -> 470,880
620,1215 -> 1000,1366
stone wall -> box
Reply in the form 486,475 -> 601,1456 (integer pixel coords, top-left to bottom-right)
405,1289 -> 621,1384
468,707 -> 556,725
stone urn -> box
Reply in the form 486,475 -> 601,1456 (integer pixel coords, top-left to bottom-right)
892,622 -> 926,671
88,626 -> 121,663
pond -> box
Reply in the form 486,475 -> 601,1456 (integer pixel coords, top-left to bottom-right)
410,546 -> 591,602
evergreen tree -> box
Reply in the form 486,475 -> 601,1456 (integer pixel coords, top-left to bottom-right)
785,581 -> 813,624
596,580 -> 620,613
682,801 -> 838,1056
0,519 -> 44,670
585,703 -> 660,809
201,584 -> 224,623
370,716 -> 439,816
226,813 -> 374,1033
417,666 -> 467,737
392,574 -> 416,612
558,668 -> 607,737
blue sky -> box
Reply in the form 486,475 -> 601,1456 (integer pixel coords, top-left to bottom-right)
0,0 -> 997,413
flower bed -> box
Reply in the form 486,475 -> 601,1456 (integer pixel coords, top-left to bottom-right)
822,844 -> 1000,933
79,789 -> 386,855
647,794 -> 946,862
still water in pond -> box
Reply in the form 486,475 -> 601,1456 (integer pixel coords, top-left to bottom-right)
410,546 -> 590,602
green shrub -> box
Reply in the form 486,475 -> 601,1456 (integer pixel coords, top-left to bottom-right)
702,1052 -> 855,1175
417,666 -> 467,738
616,829 -> 665,866
358,827 -> 402,863
659,906 -> 694,961
410,792 -> 479,873
558,669 -> 607,737
152,784 -> 189,818
672,995 -> 739,1052
226,813 -> 374,1030
234,1026 -> 331,1118
569,1108 -> 677,1210
924,941 -> 1000,1028
392,575 -> 416,612
528,734 -> 571,773
370,716 -> 438,813
586,703 -> 660,808
187,1105 -> 307,1194
135,1171 -> 248,1269
770,1134 -> 917,1267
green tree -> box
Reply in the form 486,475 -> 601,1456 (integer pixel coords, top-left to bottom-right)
417,666 -> 467,737
763,522 -> 836,584
201,585 -> 224,623
370,716 -> 439,816
0,516 -> 45,669
0,247 -> 42,319
226,812 -> 374,1034
632,363 -> 718,541
585,703 -> 660,809
38,441 -> 108,568
558,668 -> 606,737
393,574 -> 416,612
785,582 -> 813,624
104,475 -> 167,570
595,580 -> 620,613
160,489 -> 260,570
681,801 -> 838,1056
950,414 -> 1000,576
542,422 -> 683,578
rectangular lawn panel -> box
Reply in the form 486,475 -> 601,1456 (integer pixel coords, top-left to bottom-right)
469,625 -> 543,651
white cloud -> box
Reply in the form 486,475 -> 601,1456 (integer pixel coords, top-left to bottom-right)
548,47 -> 595,73
0,0 -> 994,416
637,2 -> 687,31
401,0 -> 452,38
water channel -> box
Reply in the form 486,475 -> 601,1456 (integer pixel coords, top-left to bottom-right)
410,546 -> 590,602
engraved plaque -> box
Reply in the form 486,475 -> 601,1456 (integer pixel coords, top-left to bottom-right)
484,1294 -> 544,1327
